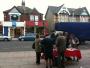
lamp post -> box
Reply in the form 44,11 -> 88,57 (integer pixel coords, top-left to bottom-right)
43,21 -> 45,35
24,21 -> 25,36
34,15 -> 38,34
34,21 -> 38,33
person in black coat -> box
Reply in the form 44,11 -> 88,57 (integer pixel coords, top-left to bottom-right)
41,36 -> 53,68
50,32 -> 56,45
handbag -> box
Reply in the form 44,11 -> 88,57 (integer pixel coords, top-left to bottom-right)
32,42 -> 35,49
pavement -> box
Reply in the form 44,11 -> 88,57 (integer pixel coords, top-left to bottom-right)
11,38 -> 18,40
0,51 -> 45,68
0,49 -> 89,68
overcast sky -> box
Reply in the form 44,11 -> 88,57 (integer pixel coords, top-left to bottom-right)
0,0 -> 90,21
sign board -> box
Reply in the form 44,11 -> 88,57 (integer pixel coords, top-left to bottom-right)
12,21 -> 16,29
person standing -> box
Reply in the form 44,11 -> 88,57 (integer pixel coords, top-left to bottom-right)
41,36 -> 53,68
63,32 -> 70,48
69,34 -> 80,48
52,45 -> 58,67
35,34 -> 41,65
56,33 -> 66,68
50,32 -> 56,45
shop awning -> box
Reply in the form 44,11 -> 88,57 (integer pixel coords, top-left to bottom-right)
26,20 -> 48,27
38,20 -> 43,27
26,21 -> 35,27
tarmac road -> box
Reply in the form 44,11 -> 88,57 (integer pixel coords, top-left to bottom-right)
0,40 -> 34,52
0,40 -> 89,68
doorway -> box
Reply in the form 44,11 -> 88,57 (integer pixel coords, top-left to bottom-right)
14,28 -> 21,38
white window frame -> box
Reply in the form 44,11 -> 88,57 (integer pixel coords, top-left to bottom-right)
30,15 -> 38,21
35,15 -> 38,21
30,15 -> 34,21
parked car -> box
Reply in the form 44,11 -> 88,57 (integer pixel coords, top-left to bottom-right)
18,33 -> 36,41
0,36 -> 11,41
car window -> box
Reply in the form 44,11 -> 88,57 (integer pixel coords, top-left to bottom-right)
25,33 -> 36,36
25,36 -> 31,37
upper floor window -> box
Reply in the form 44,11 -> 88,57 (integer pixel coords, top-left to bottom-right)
30,15 -> 38,21
10,14 -> 19,21
35,16 -> 38,21
30,15 -> 34,21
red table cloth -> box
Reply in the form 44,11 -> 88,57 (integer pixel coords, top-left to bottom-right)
64,48 -> 82,59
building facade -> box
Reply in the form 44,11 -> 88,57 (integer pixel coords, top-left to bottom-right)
45,4 -> 90,32
0,22 -> 3,35
3,0 -> 48,37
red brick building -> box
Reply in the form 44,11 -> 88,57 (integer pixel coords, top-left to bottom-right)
3,0 -> 48,36
0,22 -> 2,35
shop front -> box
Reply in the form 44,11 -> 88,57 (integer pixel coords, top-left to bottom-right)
26,20 -> 48,35
2,21 -> 25,38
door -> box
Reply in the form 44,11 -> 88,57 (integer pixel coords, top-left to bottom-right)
14,28 -> 21,38
4,27 -> 8,36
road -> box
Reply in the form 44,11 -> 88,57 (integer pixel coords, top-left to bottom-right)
0,41 -> 89,68
0,40 -> 34,52
0,40 -> 90,51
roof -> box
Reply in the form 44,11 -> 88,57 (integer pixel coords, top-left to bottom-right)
30,8 -> 43,15
3,6 -> 43,14
17,6 -> 32,14
75,7 -> 89,16
48,6 -> 58,13
67,8 -> 76,15
46,5 -> 90,16
68,7 -> 90,16
48,4 -> 64,14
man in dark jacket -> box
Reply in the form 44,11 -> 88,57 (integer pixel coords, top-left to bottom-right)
41,36 -> 53,68
50,32 -> 56,45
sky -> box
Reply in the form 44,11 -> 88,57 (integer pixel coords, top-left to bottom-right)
0,0 -> 90,21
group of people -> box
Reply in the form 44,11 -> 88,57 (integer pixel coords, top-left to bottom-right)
33,31 -> 80,68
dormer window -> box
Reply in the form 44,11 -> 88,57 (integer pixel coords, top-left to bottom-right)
11,14 -> 18,21
8,7 -> 21,21
81,9 -> 87,15
61,10 -> 67,14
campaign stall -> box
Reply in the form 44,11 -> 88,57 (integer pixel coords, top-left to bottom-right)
64,48 -> 82,61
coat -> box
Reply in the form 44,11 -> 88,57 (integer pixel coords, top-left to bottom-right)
56,36 -> 66,53
41,38 -> 53,53
35,38 -> 41,52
